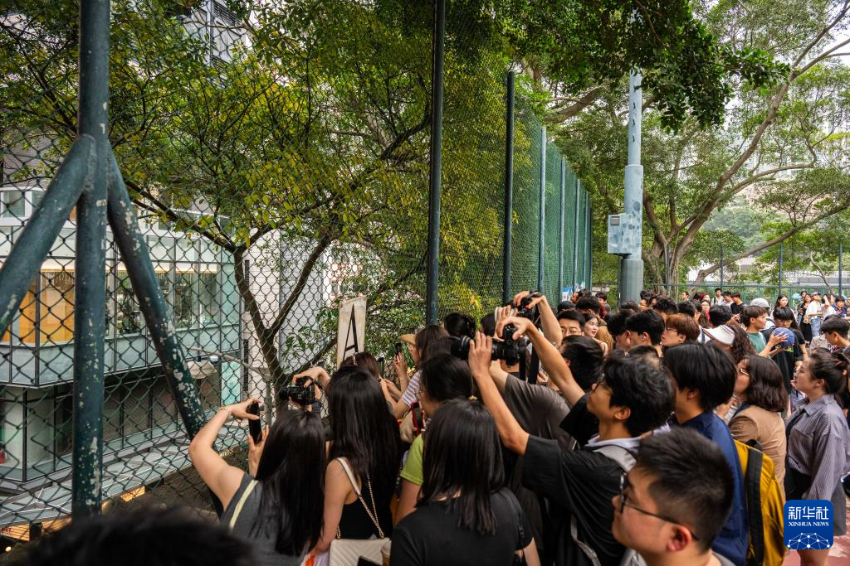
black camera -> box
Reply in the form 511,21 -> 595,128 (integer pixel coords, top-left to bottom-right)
517,292 -> 541,320
449,325 -> 527,367
280,376 -> 316,406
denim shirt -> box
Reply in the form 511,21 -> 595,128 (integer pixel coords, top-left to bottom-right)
676,411 -> 748,566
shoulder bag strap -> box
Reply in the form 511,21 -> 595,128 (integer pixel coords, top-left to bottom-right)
336,457 -> 362,497
336,458 -> 384,539
228,479 -> 258,530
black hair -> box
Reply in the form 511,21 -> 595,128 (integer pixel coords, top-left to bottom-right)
715,287 -> 723,293
560,335 -> 604,390
774,295 -> 789,310
619,301 -> 640,314
253,410 -> 326,554
722,291 -> 732,297
25,506 -> 254,566
606,311 -> 631,338
596,292 -> 608,301
557,309 -> 586,327
415,325 -> 450,357
341,352 -> 380,380
676,301 -> 696,318
663,343 -> 736,411
420,400 -> 504,535
575,296 -> 602,314
740,305 -> 766,328
635,428 -> 734,552
821,316 -> 850,339
808,349 -> 850,396
739,356 -> 788,413
442,312 -> 476,339
708,304 -> 732,326
624,310 -> 665,345
557,300 -> 575,312
772,306 -> 796,322
420,354 -> 473,404
627,345 -> 661,368
640,290 -> 653,300
652,296 -> 678,316
603,352 -> 674,437
480,313 -> 496,337
328,366 -> 401,511
730,292 -> 741,299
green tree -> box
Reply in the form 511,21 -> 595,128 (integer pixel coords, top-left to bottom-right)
559,0 -> 850,289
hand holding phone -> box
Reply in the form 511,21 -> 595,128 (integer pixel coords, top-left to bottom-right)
247,402 -> 263,444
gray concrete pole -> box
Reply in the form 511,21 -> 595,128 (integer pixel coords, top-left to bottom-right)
620,70 -> 644,303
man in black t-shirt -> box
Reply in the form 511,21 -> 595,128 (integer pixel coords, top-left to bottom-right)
469,322 -> 673,566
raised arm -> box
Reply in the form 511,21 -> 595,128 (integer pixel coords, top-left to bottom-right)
496,316 -> 585,406
469,332 -> 529,455
513,291 -> 561,346
188,398 -> 260,510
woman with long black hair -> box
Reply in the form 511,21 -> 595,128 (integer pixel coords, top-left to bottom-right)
395,354 -> 474,524
392,399 -> 540,566
313,366 -> 401,554
786,350 -> 850,566
189,401 -> 325,565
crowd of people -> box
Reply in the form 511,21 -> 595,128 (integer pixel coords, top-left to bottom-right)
25,288 -> 850,566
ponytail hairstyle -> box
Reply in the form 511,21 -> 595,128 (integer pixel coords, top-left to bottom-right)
808,349 -> 850,397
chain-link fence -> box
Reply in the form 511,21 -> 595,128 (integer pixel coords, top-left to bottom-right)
596,238 -> 849,307
0,0 -> 592,552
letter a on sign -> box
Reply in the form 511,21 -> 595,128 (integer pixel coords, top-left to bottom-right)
337,296 -> 367,368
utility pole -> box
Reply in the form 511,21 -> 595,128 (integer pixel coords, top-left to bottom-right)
607,70 -> 643,303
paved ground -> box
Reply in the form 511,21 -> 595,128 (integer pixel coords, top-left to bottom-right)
784,506 -> 850,565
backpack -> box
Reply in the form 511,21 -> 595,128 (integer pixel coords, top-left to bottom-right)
734,440 -> 785,566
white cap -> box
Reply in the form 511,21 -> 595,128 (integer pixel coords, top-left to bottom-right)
704,325 -> 735,346
750,298 -> 770,309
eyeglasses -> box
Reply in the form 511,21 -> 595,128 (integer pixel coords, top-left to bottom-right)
618,472 -> 701,541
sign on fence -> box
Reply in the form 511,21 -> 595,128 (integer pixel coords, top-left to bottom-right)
337,296 -> 367,368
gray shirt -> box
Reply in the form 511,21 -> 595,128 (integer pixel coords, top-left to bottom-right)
221,473 -> 306,566
786,395 -> 850,500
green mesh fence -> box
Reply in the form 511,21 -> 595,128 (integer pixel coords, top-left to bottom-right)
0,0 -> 592,550
510,98 -> 543,298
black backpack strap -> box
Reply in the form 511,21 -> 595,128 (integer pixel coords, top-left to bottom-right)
745,447 -> 765,565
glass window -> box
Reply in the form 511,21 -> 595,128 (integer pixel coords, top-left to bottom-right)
2,190 -> 25,218
40,270 -> 75,343
173,272 -> 196,328
199,272 -> 219,325
115,272 -> 143,335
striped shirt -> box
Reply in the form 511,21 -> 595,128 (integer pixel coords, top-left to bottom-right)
400,370 -> 422,408
786,394 -> 850,500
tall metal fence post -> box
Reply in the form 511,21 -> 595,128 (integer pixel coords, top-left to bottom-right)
584,195 -> 591,288
557,159 -> 565,300
72,0 -> 110,517
778,242 -> 784,297
572,179 -> 580,290
840,243 -> 844,298
537,127 -> 546,292
502,71 -> 514,304
587,197 -> 593,289
425,0 -> 446,324
720,244 -> 725,290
